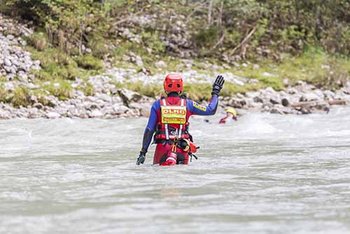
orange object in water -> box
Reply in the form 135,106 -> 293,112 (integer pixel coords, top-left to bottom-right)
161,151 -> 177,166
189,141 -> 197,153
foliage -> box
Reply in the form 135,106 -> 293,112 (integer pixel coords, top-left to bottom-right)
29,47 -> 102,81
194,26 -> 220,50
3,0 -> 350,59
29,32 -> 48,51
3,0 -> 109,55
79,81 -> 95,96
1,0 -> 350,100
43,80 -> 73,100
0,84 -> 8,103
75,54 -> 103,70
125,81 -> 163,98
141,31 -> 166,54
10,86 -> 32,107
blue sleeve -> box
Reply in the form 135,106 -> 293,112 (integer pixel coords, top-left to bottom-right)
188,94 -> 219,116
145,101 -> 159,131
141,100 -> 160,152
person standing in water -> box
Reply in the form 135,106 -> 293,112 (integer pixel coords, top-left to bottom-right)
136,74 -> 225,166
219,107 -> 238,124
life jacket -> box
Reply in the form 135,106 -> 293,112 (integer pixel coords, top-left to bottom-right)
155,96 -> 191,142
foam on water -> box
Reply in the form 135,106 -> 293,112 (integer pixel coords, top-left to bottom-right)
1,108 -> 350,233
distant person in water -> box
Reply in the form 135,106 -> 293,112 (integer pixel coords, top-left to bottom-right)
136,74 -> 225,166
219,107 -> 238,124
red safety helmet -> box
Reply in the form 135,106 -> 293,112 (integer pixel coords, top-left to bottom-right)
163,74 -> 183,94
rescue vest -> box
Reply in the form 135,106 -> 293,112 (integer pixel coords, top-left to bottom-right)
155,97 -> 190,141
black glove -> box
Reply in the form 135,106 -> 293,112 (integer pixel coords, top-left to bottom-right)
136,150 -> 146,165
212,75 -> 225,96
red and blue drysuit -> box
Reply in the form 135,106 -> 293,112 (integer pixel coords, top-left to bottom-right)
141,93 -> 219,165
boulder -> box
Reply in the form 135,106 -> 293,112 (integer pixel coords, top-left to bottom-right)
117,89 -> 142,107
155,60 -> 167,68
46,112 -> 60,119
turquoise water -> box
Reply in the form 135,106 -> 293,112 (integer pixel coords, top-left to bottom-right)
1,108 -> 350,233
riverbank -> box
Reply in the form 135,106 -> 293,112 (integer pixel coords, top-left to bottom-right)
1,13 -> 350,119
1,66 -> 350,119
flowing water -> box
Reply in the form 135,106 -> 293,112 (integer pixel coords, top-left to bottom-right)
1,108 -> 350,234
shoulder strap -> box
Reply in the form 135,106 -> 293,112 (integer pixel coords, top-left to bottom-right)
161,98 -> 169,140
178,98 -> 186,138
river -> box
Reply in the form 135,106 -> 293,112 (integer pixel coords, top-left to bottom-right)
1,108 -> 350,233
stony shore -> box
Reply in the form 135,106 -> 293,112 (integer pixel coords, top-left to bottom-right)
1,13 -> 350,119
1,70 -> 349,119
222,81 -> 350,115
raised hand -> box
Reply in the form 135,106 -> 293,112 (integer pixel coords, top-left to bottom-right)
212,75 -> 225,96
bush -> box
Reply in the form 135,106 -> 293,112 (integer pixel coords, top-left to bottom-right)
11,86 -> 32,107
29,32 -> 48,51
29,47 -> 82,80
75,55 -> 103,70
79,81 -> 95,96
0,84 -> 8,103
125,81 -> 163,97
43,80 -> 73,100
142,31 -> 165,54
3,0 -> 109,55
194,26 -> 220,49
88,35 -> 110,59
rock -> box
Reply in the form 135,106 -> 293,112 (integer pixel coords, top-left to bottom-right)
262,104 -> 271,112
300,108 -> 311,114
6,34 -> 15,40
4,82 -> 15,91
129,102 -> 150,117
270,98 -> 280,105
155,60 -> 167,68
229,98 -> 246,108
46,112 -> 60,119
135,56 -> 143,67
27,108 -> 40,118
253,96 -> 263,103
0,109 -> 10,119
324,90 -> 335,99
117,89 -> 142,107
262,72 -> 274,77
253,64 -> 260,70
270,107 -> 284,115
281,98 -> 290,107
300,92 -> 321,102
33,103 -> 44,109
89,109 -> 103,118
4,58 -> 12,67
96,93 -> 111,102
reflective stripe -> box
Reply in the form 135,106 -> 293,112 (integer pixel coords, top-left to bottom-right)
162,99 -> 169,140
178,99 -> 185,138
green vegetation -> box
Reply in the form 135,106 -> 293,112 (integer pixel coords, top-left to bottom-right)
124,81 -> 163,98
0,85 -> 32,107
28,32 -> 48,51
29,47 -> 81,81
4,0 -> 349,59
75,55 -> 103,70
1,0 -> 350,102
78,81 -> 95,96
11,86 -> 32,107
0,84 -> 8,103
223,47 -> 350,90
42,80 -> 73,101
